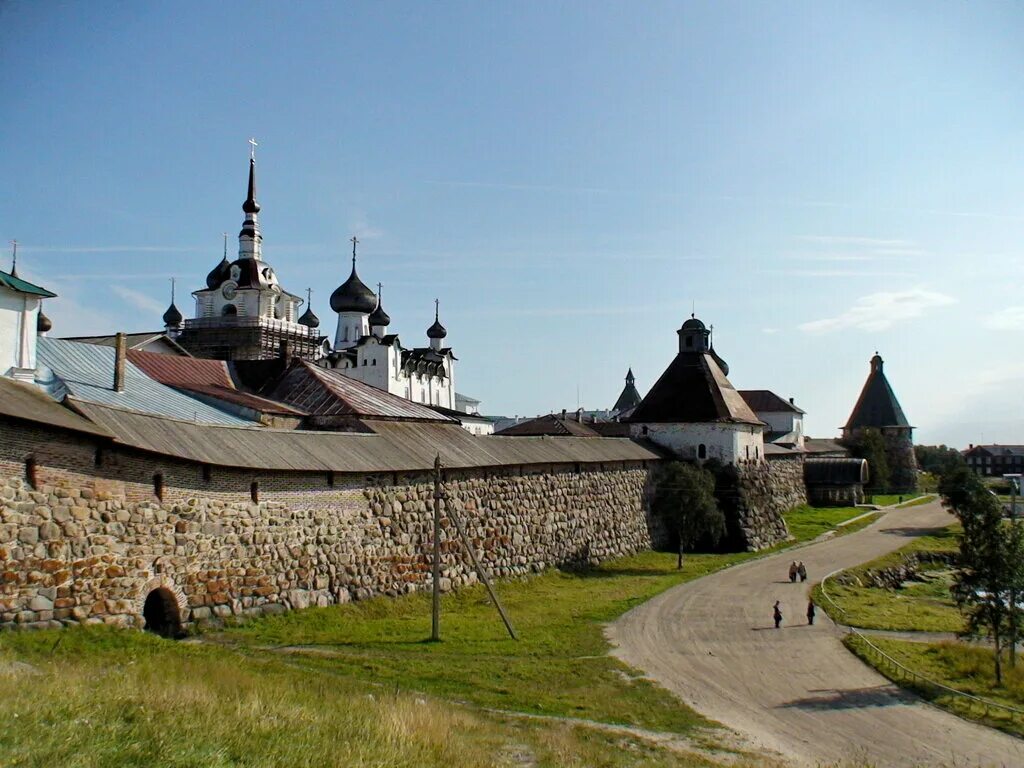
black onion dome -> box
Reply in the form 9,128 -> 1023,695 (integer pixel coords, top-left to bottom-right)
330,265 -> 377,313
681,316 -> 705,331
206,256 -> 230,288
427,317 -> 447,339
163,302 -> 183,326
369,299 -> 391,327
298,305 -> 320,328
37,309 -> 52,334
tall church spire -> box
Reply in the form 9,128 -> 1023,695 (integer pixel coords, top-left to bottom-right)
238,138 -> 263,260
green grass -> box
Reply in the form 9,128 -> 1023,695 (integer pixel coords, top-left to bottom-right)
816,525 -> 962,632
0,625 -> 765,768
845,635 -> 1024,739
867,493 -> 923,507
782,505 -> 871,543
896,495 -> 935,509
216,549 -> 773,737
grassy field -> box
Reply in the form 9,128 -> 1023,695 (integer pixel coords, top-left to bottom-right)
0,626 -> 754,768
816,525 -> 961,632
0,506 -> 877,767
844,635 -> 1024,739
781,505 -> 872,543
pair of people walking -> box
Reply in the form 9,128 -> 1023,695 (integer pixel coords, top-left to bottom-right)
773,599 -> 815,628
788,561 -> 807,583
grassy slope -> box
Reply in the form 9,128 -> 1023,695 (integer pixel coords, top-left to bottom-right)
782,505 -> 869,543
867,493 -> 923,507
844,635 -> 1024,739
0,626 -> 744,768
816,525 -> 961,632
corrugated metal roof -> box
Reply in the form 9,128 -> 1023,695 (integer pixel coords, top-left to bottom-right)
68,401 -> 659,473
495,414 -> 601,437
36,337 -> 254,426
0,376 -> 110,438
270,361 -> 456,422
128,350 -> 305,415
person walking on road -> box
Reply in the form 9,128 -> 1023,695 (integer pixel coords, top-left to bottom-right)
773,600 -> 783,628
807,599 -> 816,625
788,562 -> 798,583
798,562 -> 807,582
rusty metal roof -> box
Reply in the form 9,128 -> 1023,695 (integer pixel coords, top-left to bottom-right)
0,377 -> 111,438
128,349 -> 304,416
495,414 -> 601,437
268,361 -> 455,422
66,401 -> 659,473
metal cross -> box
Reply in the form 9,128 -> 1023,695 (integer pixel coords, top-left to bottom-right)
350,236 -> 359,265
9,240 -> 16,276
248,137 -> 258,160
222,232 -> 228,259
434,297 -> 440,320
306,287 -> 313,305
170,277 -> 176,303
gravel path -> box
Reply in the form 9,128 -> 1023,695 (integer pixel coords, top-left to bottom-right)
608,499 -> 1024,767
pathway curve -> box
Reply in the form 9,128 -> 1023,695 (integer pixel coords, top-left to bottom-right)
608,499 -> 1024,767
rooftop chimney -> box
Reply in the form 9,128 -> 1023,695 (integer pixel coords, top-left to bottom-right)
113,332 -> 126,392
789,397 -> 794,405
561,409 -> 566,420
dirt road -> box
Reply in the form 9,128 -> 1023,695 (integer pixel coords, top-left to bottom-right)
608,500 -> 1024,767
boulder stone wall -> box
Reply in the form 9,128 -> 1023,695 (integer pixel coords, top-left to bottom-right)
0,427 -> 655,631
729,456 -> 806,551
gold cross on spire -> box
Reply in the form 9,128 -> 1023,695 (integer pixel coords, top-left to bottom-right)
248,137 -> 258,160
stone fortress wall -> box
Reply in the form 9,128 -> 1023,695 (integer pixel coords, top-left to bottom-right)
0,417 -> 656,631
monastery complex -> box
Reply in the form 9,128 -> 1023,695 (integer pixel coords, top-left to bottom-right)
0,148 -> 917,635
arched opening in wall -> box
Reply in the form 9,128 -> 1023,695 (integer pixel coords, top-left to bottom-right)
698,444 -> 707,460
222,304 -> 237,316
24,455 -> 37,489
143,588 -> 183,638
250,481 -> 259,503
153,473 -> 164,501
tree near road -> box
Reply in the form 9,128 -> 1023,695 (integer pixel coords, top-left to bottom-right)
653,461 -> 725,569
940,466 -> 1021,683
844,428 -> 891,495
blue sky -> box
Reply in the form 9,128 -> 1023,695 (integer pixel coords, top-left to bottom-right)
1,1 -> 1022,446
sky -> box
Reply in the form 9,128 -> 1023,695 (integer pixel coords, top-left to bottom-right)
1,1 -> 1022,447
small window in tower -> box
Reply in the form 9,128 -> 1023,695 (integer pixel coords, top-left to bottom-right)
25,455 -> 37,489
698,444 -> 707,459
372,359 -> 377,366
222,304 -> 237,316
362,359 -> 367,366
686,336 -> 693,348
153,472 -> 164,502
250,481 -> 259,503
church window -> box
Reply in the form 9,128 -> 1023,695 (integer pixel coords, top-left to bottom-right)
362,359 -> 367,366
745,445 -> 750,460
372,358 -> 376,366
698,444 -> 707,459
685,336 -> 693,348
342,327 -> 349,342
153,472 -> 164,502
222,304 -> 237,316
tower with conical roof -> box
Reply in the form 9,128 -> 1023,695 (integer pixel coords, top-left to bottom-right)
611,368 -> 642,418
842,353 -> 917,492
177,141 -> 322,360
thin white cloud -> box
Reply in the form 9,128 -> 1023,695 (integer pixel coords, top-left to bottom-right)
765,269 -> 917,278
984,307 -> 1024,331
762,328 -> 779,335
111,285 -> 166,316
16,245 -> 205,254
796,235 -> 913,247
799,288 -> 956,334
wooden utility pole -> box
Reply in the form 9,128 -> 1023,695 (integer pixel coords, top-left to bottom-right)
446,502 -> 518,640
431,454 -> 442,642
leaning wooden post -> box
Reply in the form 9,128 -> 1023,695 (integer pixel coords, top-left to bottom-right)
431,454 -> 442,642
446,499 -> 518,640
